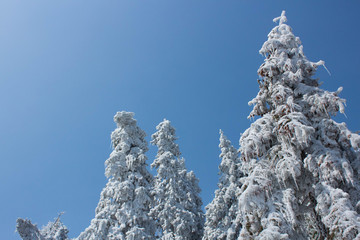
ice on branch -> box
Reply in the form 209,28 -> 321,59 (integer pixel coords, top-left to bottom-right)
273,10 -> 287,25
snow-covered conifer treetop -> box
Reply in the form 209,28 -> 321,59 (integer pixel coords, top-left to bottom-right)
114,111 -> 136,128
151,119 -> 180,158
151,118 -> 204,240
249,10 -> 344,120
16,219 -> 45,240
218,130 -> 241,183
237,10 -> 360,239
203,130 -> 242,240
78,111 -> 155,240
16,214 -> 69,240
105,111 -> 149,179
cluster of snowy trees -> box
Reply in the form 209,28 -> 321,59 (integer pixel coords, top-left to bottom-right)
204,11 -> 360,239
17,11 -> 360,240
17,113 -> 204,240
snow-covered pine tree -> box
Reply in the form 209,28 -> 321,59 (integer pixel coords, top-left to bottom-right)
77,111 -> 155,240
40,214 -> 69,240
16,214 -> 69,240
17,218 -> 44,240
150,119 -> 204,240
203,130 -> 243,240
236,11 -> 360,239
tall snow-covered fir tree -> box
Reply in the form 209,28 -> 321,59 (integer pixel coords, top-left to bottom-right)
150,119 -> 204,240
77,111 -> 155,240
203,130 -> 243,240
236,11 -> 360,239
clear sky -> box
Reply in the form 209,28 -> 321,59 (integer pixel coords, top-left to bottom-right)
1,1 -> 360,239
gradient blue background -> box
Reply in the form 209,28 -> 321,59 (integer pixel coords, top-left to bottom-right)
1,1 -> 360,239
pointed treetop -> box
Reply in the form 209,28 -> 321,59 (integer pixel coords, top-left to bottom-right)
219,129 -> 224,140
273,10 -> 287,25
151,118 -> 180,157
218,130 -> 239,176
219,129 -> 224,137
219,129 -> 230,148
113,111 -> 136,127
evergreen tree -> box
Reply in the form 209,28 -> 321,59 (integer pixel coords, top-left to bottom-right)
150,119 -> 204,240
41,213 -> 69,240
203,130 -> 242,240
17,219 -> 45,240
78,111 -> 155,240
16,214 -> 69,240
236,11 -> 360,239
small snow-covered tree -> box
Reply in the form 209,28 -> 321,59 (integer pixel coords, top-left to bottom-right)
78,111 -> 155,240
203,130 -> 243,240
17,214 -> 69,240
41,213 -> 69,240
150,119 -> 204,240
17,218 -> 44,240
236,11 -> 360,239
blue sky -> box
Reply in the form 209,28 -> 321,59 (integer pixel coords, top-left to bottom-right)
1,1 -> 360,239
